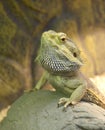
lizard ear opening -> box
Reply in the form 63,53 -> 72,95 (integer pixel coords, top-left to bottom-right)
73,52 -> 77,57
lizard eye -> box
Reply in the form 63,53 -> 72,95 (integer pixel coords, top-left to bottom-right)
61,37 -> 66,41
59,33 -> 67,42
60,35 -> 66,42
73,52 -> 77,57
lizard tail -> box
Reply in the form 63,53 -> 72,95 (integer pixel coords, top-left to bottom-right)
82,89 -> 105,109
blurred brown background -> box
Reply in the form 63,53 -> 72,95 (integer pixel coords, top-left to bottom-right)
0,0 -> 105,110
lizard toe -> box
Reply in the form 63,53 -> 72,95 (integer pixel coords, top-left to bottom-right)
58,97 -> 69,107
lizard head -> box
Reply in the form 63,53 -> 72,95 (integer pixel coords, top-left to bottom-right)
38,30 -> 83,75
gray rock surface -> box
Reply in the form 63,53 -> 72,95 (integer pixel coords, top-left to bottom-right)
0,90 -> 105,130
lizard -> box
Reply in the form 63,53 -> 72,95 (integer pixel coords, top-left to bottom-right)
35,30 -> 105,110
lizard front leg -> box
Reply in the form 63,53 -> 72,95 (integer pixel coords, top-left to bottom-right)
34,71 -> 49,91
58,82 -> 87,110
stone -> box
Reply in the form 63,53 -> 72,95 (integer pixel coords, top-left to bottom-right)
0,90 -> 105,130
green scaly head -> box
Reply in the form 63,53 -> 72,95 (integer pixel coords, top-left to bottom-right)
37,30 -> 83,75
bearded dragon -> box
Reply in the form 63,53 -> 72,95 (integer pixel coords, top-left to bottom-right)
35,30 -> 105,110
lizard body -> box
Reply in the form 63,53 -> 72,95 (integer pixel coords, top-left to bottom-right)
35,30 -> 105,109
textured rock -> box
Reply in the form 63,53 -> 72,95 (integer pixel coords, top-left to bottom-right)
0,90 -> 105,130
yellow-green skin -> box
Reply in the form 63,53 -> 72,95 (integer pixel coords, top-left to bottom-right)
35,30 -> 105,110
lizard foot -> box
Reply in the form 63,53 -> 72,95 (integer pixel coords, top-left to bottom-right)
24,88 -> 38,93
24,89 -> 34,93
58,97 -> 77,111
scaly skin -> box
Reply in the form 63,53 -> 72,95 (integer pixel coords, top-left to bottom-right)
35,30 -> 105,110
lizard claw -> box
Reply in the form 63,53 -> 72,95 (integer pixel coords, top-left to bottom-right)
58,97 -> 69,107
58,97 -> 77,111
